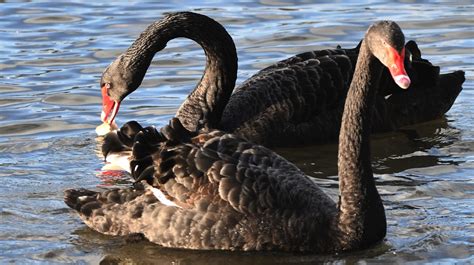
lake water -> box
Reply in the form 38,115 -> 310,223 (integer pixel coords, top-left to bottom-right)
0,1 -> 473,264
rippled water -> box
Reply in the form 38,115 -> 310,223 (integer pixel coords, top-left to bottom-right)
0,1 -> 473,264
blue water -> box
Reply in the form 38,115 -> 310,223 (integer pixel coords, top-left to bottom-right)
0,1 -> 473,264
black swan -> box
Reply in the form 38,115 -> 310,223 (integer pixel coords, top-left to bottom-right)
66,20 -> 411,252
97,12 -> 464,147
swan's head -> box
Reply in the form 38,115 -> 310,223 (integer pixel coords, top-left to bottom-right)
366,20 -> 411,89
99,54 -> 146,124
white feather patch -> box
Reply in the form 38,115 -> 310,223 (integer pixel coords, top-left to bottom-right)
104,152 -> 132,173
149,187 -> 181,208
78,196 -> 89,201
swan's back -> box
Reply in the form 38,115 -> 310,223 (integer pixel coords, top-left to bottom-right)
220,48 -> 356,146
67,118 -> 338,251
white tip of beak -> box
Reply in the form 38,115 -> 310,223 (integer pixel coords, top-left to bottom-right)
394,75 -> 411,89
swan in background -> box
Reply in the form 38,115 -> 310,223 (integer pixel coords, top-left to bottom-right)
97,12 -> 464,147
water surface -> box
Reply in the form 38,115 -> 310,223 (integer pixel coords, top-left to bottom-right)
0,1 -> 473,264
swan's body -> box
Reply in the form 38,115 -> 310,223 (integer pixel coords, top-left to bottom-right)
98,12 -> 464,147
221,43 -> 464,146
66,19 -> 412,252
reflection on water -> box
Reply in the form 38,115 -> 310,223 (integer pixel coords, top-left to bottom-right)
0,1 -> 473,264
277,118 -> 462,178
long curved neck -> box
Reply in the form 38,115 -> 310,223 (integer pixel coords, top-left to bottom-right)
124,12 -> 238,132
335,40 -> 386,250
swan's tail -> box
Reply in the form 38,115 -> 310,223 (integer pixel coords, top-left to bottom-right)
437,70 -> 465,113
64,180 -> 239,250
64,184 -> 163,236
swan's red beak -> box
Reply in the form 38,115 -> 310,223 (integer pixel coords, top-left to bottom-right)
388,47 -> 411,89
101,84 -> 120,124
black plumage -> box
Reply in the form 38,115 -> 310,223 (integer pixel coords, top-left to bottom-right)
66,20 -> 419,252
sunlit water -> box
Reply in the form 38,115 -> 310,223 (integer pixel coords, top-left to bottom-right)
0,1 -> 473,264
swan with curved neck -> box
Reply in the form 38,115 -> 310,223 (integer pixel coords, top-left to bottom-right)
97,12 -> 463,148
100,12 -> 237,131
66,20 -> 410,252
